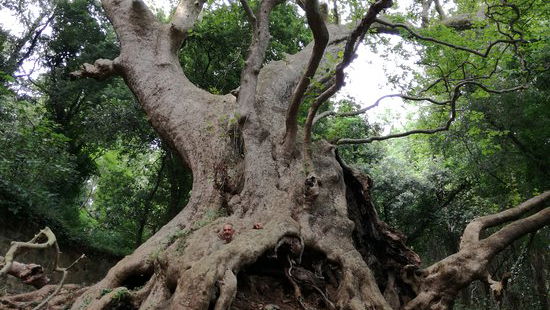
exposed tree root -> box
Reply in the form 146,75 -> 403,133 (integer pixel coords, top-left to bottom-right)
0,284 -> 86,310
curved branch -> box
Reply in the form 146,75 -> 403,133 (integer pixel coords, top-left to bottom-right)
0,227 -> 57,276
374,17 -> 526,58
313,93 -> 450,125
283,0 -> 329,154
335,83 -> 527,145
482,207 -> 550,258
297,0 -> 393,163
461,191 -> 550,250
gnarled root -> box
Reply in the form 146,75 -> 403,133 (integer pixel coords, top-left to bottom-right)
0,284 -> 86,310
213,269 -> 237,310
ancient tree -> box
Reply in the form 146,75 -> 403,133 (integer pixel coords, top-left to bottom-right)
2,0 -> 549,309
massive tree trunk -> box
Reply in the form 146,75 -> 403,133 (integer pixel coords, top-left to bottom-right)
2,0 -> 549,309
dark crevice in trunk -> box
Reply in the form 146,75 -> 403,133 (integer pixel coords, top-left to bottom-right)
232,244 -> 341,309
337,153 -> 420,302
119,265 -> 154,291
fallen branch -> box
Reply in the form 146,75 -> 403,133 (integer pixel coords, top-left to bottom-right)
0,227 -> 86,310
0,257 -> 50,288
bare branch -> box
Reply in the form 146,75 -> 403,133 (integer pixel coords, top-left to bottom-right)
32,254 -> 86,310
0,227 -> 56,276
239,0 -> 257,24
283,0 -> 329,154
461,191 -> 550,250
294,0 -> 392,162
335,83 -> 527,145
0,227 -> 86,310
374,17 -> 526,58
70,58 -> 120,80
313,93 -> 450,125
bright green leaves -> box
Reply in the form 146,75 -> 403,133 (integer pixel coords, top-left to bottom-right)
0,97 -> 78,217
179,1 -> 310,94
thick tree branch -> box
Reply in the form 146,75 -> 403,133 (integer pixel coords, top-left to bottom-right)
100,0 -> 158,46
237,0 -> 279,112
461,191 -> 550,250
170,0 -> 206,48
0,258 -> 50,288
482,207 -> 550,257
403,192 -> 549,309
283,0 -> 329,154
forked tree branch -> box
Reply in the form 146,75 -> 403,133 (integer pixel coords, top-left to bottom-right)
482,207 -> 550,257
283,0 -> 329,154
296,0 -> 393,163
237,0 -> 280,112
461,191 -> 550,250
0,227 -> 85,310
403,191 -> 549,309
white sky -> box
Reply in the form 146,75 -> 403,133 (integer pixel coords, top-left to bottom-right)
1,0 -> 425,131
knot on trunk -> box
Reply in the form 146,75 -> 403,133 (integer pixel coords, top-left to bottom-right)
304,175 -> 321,206
401,264 -> 427,294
